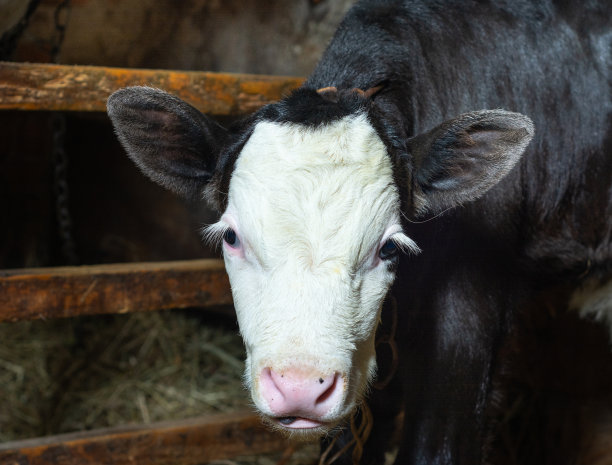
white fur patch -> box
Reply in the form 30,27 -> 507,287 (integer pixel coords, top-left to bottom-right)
208,113 -> 416,427
570,278 -> 612,340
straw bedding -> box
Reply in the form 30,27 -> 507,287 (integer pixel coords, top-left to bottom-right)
0,309 -> 318,464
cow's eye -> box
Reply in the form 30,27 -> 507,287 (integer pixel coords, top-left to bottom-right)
379,239 -> 399,260
223,228 -> 240,247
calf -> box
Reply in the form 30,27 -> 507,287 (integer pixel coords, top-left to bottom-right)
107,0 -> 611,463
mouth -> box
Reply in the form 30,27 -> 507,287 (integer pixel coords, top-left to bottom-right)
275,416 -> 325,429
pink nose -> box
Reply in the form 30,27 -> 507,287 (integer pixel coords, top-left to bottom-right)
259,367 -> 344,426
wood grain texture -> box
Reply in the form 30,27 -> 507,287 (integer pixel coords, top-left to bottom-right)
0,61 -> 303,114
0,411 -> 291,465
0,259 -> 232,322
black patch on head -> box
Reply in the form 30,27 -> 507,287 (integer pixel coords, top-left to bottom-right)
257,87 -> 371,127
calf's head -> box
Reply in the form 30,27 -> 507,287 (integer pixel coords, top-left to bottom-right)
107,86 -> 533,436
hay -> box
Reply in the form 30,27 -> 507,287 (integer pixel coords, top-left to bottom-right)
0,309 -> 321,463
0,309 -> 249,440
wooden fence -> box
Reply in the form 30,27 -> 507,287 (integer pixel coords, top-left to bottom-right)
0,61 -> 303,464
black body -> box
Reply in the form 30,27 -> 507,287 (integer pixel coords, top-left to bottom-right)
307,1 -> 611,463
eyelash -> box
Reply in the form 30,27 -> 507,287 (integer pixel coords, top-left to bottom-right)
202,221 -> 239,250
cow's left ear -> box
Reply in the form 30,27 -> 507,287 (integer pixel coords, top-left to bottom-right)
408,109 -> 534,215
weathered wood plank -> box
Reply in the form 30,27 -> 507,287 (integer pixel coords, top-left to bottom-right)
0,411 -> 291,465
0,259 -> 232,322
0,61 -> 303,114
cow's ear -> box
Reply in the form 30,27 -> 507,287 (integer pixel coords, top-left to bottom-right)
408,109 -> 534,215
107,86 -> 228,200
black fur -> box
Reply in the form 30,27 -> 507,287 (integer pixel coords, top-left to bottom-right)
300,2 -> 610,463
107,1 -> 611,463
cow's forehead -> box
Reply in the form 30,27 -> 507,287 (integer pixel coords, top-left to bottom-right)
242,113 -> 386,165
225,114 -> 400,268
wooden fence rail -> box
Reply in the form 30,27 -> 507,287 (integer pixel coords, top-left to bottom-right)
0,411 -> 292,465
0,61 -> 303,114
0,259 -> 232,323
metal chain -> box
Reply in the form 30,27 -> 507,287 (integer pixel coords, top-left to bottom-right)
51,0 -> 71,62
0,0 -> 41,60
50,0 -> 77,265
52,113 -> 78,265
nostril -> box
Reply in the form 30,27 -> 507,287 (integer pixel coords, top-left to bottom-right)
315,373 -> 339,406
259,367 -> 285,404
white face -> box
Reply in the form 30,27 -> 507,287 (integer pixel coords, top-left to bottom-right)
206,113 -> 418,436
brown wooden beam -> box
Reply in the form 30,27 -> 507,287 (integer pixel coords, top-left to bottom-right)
0,259 -> 232,322
0,61 -> 304,114
0,411 -> 292,465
